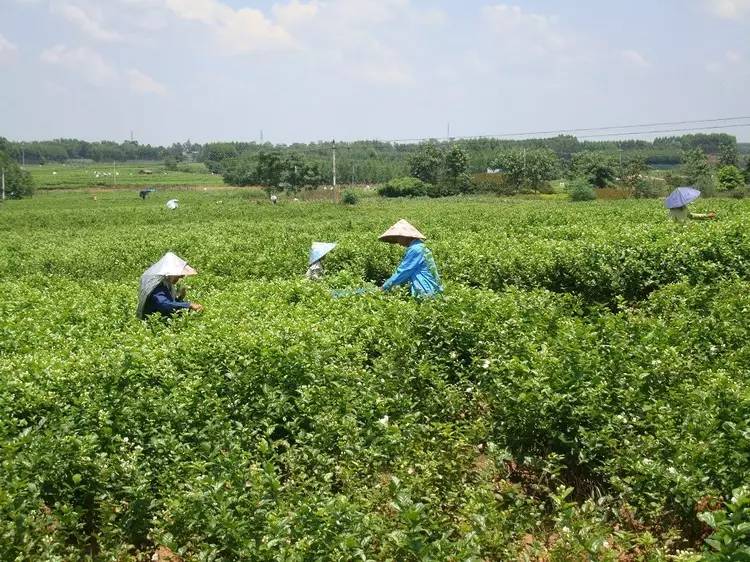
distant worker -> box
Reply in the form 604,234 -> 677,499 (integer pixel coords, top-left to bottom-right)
378,219 -> 442,297
665,187 -> 716,222
139,188 -> 155,200
137,252 -> 204,319
270,194 -> 278,205
306,242 -> 336,281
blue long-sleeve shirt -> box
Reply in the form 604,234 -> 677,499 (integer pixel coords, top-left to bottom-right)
142,282 -> 191,318
382,240 -> 443,297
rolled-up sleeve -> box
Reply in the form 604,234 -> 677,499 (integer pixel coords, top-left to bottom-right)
383,246 -> 421,291
151,287 -> 191,314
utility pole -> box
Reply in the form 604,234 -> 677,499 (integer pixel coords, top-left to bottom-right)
260,130 -> 264,143
113,161 -> 116,188
332,139 -> 337,188
1,168 -> 5,201
447,122 -> 451,140
21,145 -> 25,168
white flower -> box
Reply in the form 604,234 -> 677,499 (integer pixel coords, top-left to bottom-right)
482,359 -> 490,369
378,415 -> 389,427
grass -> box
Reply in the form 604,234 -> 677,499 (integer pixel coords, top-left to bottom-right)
26,161 -> 225,190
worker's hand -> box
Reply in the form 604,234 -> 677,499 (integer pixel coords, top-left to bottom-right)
189,303 -> 204,313
707,212 -> 717,219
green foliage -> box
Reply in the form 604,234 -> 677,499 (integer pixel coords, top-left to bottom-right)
471,172 -> 508,194
634,178 -> 664,199
620,155 -> 648,191
663,171 -> 689,189
682,148 -> 712,185
223,152 -> 323,192
717,165 -> 745,192
408,143 -> 443,185
378,176 -> 430,197
569,151 -> 617,188
700,487 -> 750,560
163,156 -> 178,171
718,139 -> 739,167
341,190 -> 358,205
4,192 -> 750,558
491,148 -> 559,194
0,149 -> 34,198
566,177 -> 596,201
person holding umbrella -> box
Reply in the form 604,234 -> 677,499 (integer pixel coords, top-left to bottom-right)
378,219 -> 442,297
306,242 -> 337,280
665,187 -> 716,222
137,252 -> 204,319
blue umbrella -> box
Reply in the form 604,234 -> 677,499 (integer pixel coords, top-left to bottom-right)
665,187 -> 700,209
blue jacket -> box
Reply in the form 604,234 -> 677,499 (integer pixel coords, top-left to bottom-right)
142,282 -> 192,318
382,240 -> 443,297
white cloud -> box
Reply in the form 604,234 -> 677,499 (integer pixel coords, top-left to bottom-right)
705,0 -> 750,19
127,68 -> 167,95
40,44 -> 117,85
726,49 -> 743,63
272,0 -> 319,28
53,2 -> 122,41
163,0 -> 295,54
482,4 -> 568,59
620,49 -> 651,68
0,33 -> 19,62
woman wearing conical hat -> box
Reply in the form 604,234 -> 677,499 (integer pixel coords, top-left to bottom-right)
379,219 -> 442,297
306,242 -> 337,281
137,252 -> 204,319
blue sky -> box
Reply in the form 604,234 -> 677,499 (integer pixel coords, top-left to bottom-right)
1,0 -> 749,145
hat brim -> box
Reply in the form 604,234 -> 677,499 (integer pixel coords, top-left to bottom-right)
379,234 -> 424,245
182,265 -> 198,276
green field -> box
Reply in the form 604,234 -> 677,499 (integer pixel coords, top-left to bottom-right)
26,161 -> 225,190
1,191 -> 749,560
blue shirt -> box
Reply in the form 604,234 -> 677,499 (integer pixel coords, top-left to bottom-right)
142,282 -> 192,318
382,240 -> 443,297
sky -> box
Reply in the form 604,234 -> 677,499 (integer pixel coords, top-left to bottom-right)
0,0 -> 749,146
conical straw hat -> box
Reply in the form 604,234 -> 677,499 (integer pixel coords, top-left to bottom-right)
309,242 -> 337,265
378,219 -> 426,245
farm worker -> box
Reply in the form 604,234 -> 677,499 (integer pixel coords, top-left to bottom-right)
665,187 -> 716,222
306,242 -> 337,281
378,219 -> 442,297
137,252 -> 204,319
270,194 -> 278,205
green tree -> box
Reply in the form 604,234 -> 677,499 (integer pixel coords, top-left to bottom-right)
682,148 -> 711,184
744,158 -> 750,184
201,143 -> 238,163
408,143 -> 443,185
492,149 -> 558,193
718,139 -> 739,167
717,165 -> 745,191
567,177 -> 596,201
164,156 -> 179,171
620,155 -> 648,192
255,151 -> 285,190
569,151 -> 616,188
0,149 -> 34,198
441,145 -> 472,195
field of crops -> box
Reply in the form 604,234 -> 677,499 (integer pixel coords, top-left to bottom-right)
1,190 -> 749,561
26,162 -> 224,190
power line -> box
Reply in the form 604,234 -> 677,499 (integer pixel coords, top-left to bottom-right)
576,122 -> 750,139
386,115 -> 750,143
239,115 -> 750,153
